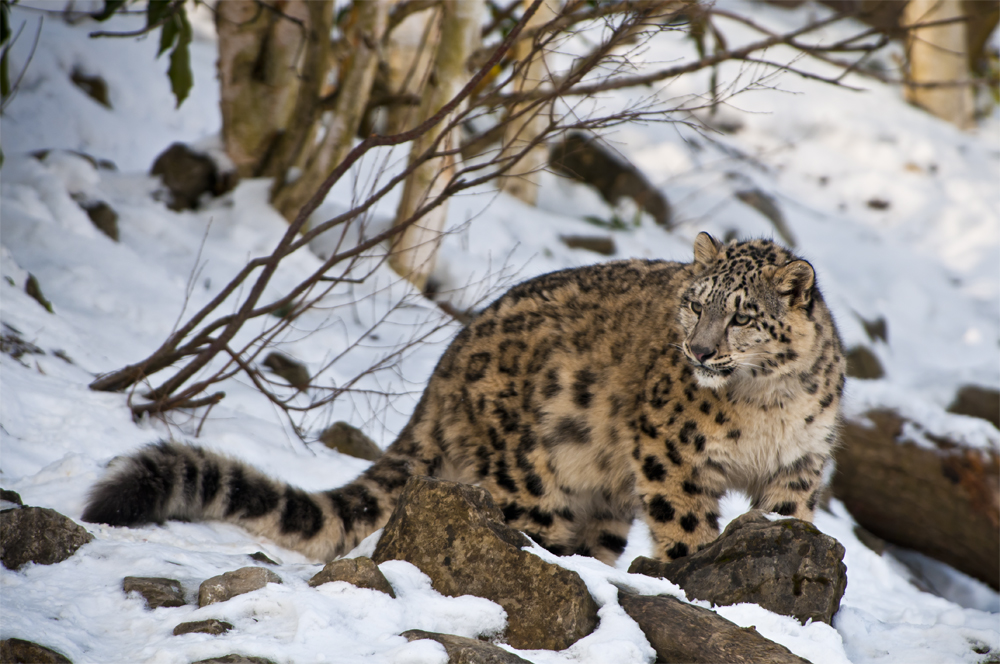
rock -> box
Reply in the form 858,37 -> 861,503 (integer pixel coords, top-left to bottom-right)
735,188 -> 796,248
73,196 -> 119,242
845,345 -> 884,379
123,576 -> 186,609
70,67 -> 111,108
199,567 -> 282,607
150,143 -> 238,211
0,638 -> 72,664
248,551 -> 279,565
25,274 -> 53,314
858,315 -> 888,343
558,235 -> 616,256
833,410 -> 1000,589
629,511 -> 847,625
319,422 -> 382,461
866,198 -> 890,210
0,324 -> 44,363
53,350 -> 75,365
618,592 -> 810,664
261,352 -> 310,391
308,556 -> 396,597
0,507 -> 93,570
549,133 -> 672,228
947,385 -> 1000,430
173,619 -> 234,636
192,656 -> 275,664
0,489 -> 23,509
31,149 -> 117,171
372,477 -> 598,650
402,630 -> 530,663
852,525 -> 886,556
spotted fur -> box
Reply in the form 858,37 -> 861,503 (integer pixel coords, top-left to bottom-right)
83,233 -> 845,564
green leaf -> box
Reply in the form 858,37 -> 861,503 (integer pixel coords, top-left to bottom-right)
92,0 -> 127,22
158,12 -> 179,56
166,10 -> 192,108
147,0 -> 171,28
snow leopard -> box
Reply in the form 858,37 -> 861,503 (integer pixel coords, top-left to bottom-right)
84,232 -> 845,564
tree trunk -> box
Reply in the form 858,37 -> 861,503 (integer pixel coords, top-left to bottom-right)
216,0 -> 311,179
498,0 -> 558,205
903,0 -> 974,128
389,0 -> 484,292
832,410 -> 999,589
382,3 -> 441,135
271,0 -> 389,222
260,1 -> 334,186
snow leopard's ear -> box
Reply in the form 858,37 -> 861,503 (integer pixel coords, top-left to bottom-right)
693,232 -> 723,267
773,260 -> 815,308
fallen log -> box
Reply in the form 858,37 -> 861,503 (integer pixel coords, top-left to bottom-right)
618,592 -> 810,664
832,410 -> 999,589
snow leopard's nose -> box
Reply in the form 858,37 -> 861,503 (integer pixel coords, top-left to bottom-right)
691,345 -> 716,363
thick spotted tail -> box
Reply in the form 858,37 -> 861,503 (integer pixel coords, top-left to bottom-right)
82,441 -> 415,561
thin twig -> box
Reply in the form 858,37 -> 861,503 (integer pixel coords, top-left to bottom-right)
1,16 -> 43,113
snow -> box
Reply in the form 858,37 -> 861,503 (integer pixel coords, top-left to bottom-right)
1,2 -> 998,663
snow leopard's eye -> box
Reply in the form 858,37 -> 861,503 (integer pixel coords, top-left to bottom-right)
732,313 -> 751,326
690,301 -> 702,314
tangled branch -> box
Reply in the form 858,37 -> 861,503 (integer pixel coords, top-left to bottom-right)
89,0 -> 926,432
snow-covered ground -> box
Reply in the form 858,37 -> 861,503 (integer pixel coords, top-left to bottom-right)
1,2 -> 998,663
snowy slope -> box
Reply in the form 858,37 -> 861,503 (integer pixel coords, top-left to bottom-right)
1,2 -> 998,663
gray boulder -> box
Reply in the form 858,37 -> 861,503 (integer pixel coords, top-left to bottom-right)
199,567 -> 282,607
174,619 -> 234,636
629,511 -> 846,624
0,638 -> 72,664
150,143 -> 238,211
372,477 -> 598,650
319,422 -> 382,461
309,556 -> 395,597
123,577 -> 186,609
0,507 -> 93,570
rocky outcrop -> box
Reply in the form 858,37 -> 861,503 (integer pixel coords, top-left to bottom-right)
0,489 -> 23,508
0,507 -> 93,570
319,422 -> 383,461
372,477 -> 599,650
123,576 -> 186,609
0,638 -> 72,664
619,592 -> 810,664
629,511 -> 847,625
150,143 -> 238,211
174,619 -> 234,636
24,274 -> 54,314
198,567 -> 282,607
549,132 -> 672,228
248,551 -> 278,565
948,385 -> 1000,429
261,352 -> 310,391
309,556 -> 395,597
72,195 -> 119,242
559,234 -> 616,256
845,345 -> 884,379
402,630 -> 530,663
